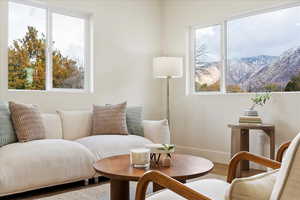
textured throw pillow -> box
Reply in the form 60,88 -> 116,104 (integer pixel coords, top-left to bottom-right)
9,102 -> 46,142
92,102 -> 128,135
143,119 -> 170,144
126,106 -> 144,136
0,102 -> 17,147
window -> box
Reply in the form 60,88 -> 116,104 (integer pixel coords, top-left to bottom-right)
193,25 -> 221,92
8,1 -> 91,91
191,4 -> 300,93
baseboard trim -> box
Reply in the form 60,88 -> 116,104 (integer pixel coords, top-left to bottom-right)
176,145 -> 231,164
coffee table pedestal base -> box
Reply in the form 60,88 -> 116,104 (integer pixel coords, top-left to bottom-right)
111,180 -> 129,200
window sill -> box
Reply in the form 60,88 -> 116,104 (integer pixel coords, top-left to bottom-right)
7,89 -> 93,94
190,91 -> 300,96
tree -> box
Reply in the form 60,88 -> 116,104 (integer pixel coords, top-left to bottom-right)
264,83 -> 282,92
8,26 -> 83,90
226,85 -> 244,93
195,44 -> 208,66
285,73 -> 300,91
195,81 -> 220,92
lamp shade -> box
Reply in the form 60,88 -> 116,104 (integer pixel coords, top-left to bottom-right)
153,57 -> 183,78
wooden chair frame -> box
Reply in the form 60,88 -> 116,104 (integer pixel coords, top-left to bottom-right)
276,141 -> 291,162
135,151 -> 283,200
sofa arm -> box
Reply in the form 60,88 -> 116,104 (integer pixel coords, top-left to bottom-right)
142,120 -> 170,144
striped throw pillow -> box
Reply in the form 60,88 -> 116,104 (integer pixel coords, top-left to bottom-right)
9,102 -> 46,142
92,102 -> 128,135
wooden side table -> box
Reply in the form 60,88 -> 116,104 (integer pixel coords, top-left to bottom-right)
228,123 -> 275,177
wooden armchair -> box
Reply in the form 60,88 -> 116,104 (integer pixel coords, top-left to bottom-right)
135,138 -> 296,200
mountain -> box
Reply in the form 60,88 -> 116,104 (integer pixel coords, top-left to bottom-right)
240,55 -> 278,67
242,47 -> 300,91
194,47 -> 300,91
227,55 -> 278,85
195,55 -> 278,87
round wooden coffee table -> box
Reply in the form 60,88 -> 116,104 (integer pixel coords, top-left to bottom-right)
93,153 -> 214,200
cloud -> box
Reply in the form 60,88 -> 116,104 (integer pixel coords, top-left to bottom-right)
228,5 -> 300,58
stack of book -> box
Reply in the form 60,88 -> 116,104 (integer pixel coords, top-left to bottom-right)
239,116 -> 262,124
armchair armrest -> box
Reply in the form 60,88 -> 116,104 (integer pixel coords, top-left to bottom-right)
135,170 -> 212,200
276,141 -> 291,162
227,151 -> 281,183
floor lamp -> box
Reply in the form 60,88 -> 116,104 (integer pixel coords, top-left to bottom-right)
153,57 -> 183,125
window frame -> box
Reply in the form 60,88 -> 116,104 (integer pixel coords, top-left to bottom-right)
189,23 -> 225,95
189,2 -> 300,95
8,0 -> 92,93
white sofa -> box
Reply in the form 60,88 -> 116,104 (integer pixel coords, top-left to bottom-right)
0,112 -> 169,197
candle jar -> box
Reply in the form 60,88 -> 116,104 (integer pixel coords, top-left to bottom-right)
130,148 -> 150,168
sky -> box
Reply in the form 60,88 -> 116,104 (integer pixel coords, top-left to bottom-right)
8,2 -> 85,67
196,5 -> 300,61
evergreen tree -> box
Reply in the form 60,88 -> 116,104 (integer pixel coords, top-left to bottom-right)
285,73 -> 300,91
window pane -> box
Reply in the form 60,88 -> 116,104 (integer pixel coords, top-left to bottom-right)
194,25 -> 221,92
52,13 -> 85,89
227,6 -> 300,93
8,2 -> 46,90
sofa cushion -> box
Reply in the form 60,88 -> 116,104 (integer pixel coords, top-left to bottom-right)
0,102 -> 17,147
127,106 -> 144,136
226,169 -> 278,200
9,101 -> 46,142
76,135 -> 152,160
92,102 -> 128,135
147,179 -> 229,200
0,139 -> 96,196
143,120 -> 170,144
57,110 -> 92,140
42,114 -> 63,139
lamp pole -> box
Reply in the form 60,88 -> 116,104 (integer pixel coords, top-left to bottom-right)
166,76 -> 171,125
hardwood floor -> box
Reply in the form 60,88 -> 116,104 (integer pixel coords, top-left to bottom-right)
2,163 -> 265,200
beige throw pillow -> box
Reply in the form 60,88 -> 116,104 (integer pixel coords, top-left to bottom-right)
92,102 -> 128,135
143,119 -> 171,144
9,102 -> 46,142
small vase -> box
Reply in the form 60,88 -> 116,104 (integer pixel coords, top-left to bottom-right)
160,154 -> 171,167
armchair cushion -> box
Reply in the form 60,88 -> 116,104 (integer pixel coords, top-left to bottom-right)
147,179 -> 229,200
226,169 -> 278,200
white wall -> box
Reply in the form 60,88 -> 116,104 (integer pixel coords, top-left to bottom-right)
0,0 -> 163,119
162,0 -> 300,163
1,0 -> 300,164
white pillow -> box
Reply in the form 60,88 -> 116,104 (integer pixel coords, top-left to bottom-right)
57,110 -> 92,140
143,119 -> 170,144
42,114 -> 63,139
226,169 -> 278,200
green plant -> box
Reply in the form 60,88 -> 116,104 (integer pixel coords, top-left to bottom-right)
250,92 -> 271,110
158,144 -> 175,152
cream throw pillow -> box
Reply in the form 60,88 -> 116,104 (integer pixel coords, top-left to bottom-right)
226,169 -> 278,200
92,102 -> 128,135
57,110 -> 92,140
143,119 -> 170,144
9,101 -> 46,142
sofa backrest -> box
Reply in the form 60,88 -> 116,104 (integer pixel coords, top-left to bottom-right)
42,114 -> 63,139
270,132 -> 300,200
